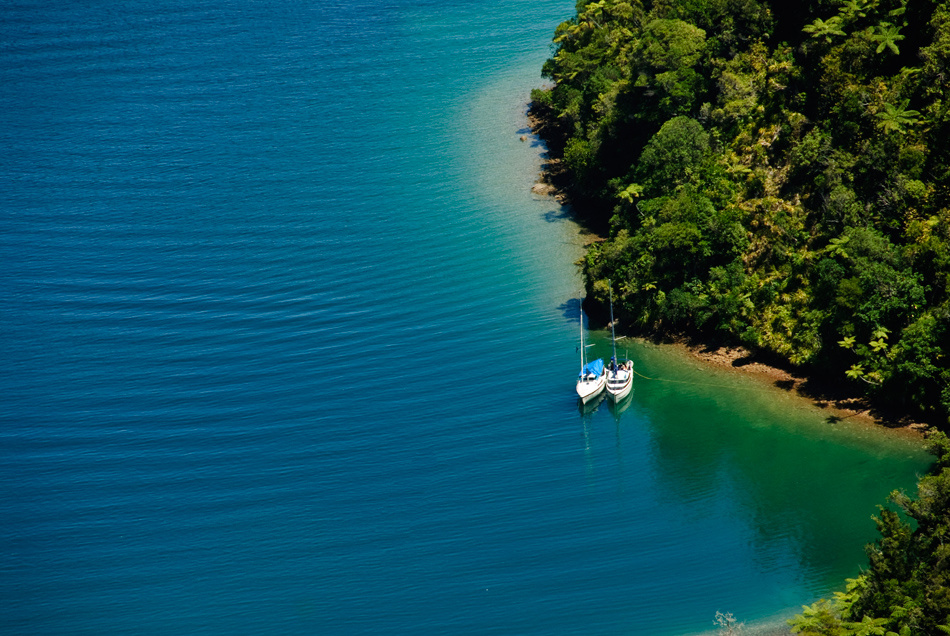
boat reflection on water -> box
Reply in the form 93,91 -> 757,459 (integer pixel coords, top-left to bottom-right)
577,389 -> 606,414
607,389 -> 633,418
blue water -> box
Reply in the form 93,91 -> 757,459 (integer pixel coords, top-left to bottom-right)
0,2 -> 932,634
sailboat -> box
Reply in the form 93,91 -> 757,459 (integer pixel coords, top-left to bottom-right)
605,284 -> 633,402
576,298 -> 606,403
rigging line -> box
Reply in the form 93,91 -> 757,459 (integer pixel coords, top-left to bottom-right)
632,369 -> 786,391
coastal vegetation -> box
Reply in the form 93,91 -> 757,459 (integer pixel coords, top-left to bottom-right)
530,0 -> 950,425
531,0 -> 950,632
787,430 -> 950,635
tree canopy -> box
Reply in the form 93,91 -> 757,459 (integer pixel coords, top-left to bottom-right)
532,0 -> 950,424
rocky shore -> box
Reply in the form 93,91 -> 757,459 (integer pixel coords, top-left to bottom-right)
677,342 -> 927,434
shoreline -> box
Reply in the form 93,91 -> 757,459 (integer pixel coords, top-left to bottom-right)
526,102 -> 929,439
669,340 -> 928,437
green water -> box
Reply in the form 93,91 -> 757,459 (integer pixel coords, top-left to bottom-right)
2,1 -> 934,633
452,40 -> 931,635
615,340 -> 930,631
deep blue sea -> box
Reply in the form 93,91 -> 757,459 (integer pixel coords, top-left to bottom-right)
0,2 -> 933,634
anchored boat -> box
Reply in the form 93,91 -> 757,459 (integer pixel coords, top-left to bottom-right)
605,284 -> 632,402
576,298 -> 606,403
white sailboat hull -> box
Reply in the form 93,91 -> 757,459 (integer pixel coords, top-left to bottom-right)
576,372 -> 606,403
606,368 -> 632,401
575,296 -> 606,403
605,282 -> 632,402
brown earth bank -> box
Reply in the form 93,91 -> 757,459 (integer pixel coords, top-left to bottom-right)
526,110 -> 571,207
670,339 -> 929,436
527,108 -> 607,248
527,100 -> 931,438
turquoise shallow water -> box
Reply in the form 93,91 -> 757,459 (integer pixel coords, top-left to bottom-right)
0,1 -> 932,634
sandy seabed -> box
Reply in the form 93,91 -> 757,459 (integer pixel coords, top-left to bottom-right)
673,341 -> 929,438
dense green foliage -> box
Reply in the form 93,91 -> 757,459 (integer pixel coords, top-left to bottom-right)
533,0 -> 950,422
787,431 -> 950,635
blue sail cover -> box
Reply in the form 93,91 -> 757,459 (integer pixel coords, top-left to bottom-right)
579,358 -> 604,377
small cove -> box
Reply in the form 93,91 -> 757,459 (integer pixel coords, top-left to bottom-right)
0,1 -> 934,634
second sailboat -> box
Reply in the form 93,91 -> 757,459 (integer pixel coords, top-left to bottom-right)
605,284 -> 633,401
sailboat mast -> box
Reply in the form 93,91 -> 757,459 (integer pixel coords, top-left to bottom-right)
579,297 -> 585,371
609,281 -> 617,362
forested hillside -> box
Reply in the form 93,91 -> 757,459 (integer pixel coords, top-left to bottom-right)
531,0 -> 950,423
787,430 -> 950,635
